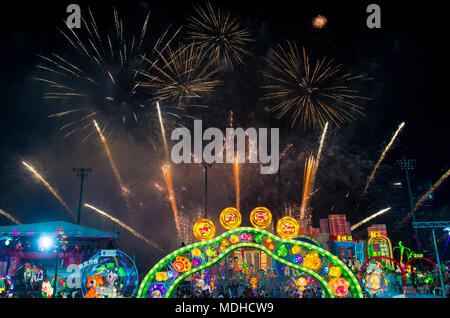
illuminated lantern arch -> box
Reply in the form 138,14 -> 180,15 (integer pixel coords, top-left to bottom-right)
137,227 -> 363,298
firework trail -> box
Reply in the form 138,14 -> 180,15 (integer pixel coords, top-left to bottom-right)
234,156 -> 240,211
356,122 -> 405,208
162,163 -> 182,241
93,120 -> 129,195
0,209 -> 22,225
396,168 -> 450,229
22,161 -> 75,220
157,101 -> 181,240
186,1 -> 253,68
262,41 -> 369,129
351,207 -> 391,231
84,203 -> 163,252
156,102 -> 170,161
300,155 -> 315,220
310,122 -> 328,190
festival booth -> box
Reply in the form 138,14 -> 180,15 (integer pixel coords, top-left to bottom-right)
0,221 -> 118,295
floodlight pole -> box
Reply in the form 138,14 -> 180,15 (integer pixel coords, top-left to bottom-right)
431,229 -> 446,298
73,168 -> 92,225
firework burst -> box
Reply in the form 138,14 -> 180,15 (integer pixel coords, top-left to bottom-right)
137,43 -> 222,108
185,1 -> 253,68
312,15 -> 327,29
262,41 -> 369,129
35,7 -> 181,141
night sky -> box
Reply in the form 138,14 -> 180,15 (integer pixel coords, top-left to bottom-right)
1,0 -> 449,266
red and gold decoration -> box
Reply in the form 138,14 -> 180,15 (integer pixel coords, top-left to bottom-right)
249,207 -> 272,229
328,278 -> 350,297
219,207 -> 242,230
276,216 -> 300,239
193,218 -> 216,241
173,256 -> 191,273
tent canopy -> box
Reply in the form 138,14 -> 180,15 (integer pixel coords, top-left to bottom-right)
0,221 -> 118,239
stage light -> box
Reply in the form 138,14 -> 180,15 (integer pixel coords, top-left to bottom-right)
38,236 -> 53,250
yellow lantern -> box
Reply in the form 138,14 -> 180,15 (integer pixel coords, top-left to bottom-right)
249,207 -> 272,229
276,216 -> 300,239
193,219 -> 216,241
219,207 -> 242,230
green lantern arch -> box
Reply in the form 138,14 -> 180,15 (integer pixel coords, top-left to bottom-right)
138,227 -> 363,298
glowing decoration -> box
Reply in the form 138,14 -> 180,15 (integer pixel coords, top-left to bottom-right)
294,255 -> 303,264
0,275 -> 14,296
230,234 -> 240,244
85,274 -> 104,298
291,274 -> 310,291
220,239 -> 230,248
249,207 -> 272,229
206,247 -> 219,258
247,272 -> 263,290
191,248 -> 202,257
303,252 -> 322,271
193,218 -> 216,241
329,266 -> 342,278
149,284 -> 166,298
155,272 -> 169,282
192,272 -> 217,294
80,250 -> 139,298
219,207 -> 242,230
254,233 -> 264,244
367,234 -> 394,268
192,257 -> 202,267
276,244 -> 289,257
268,244 -> 275,251
329,278 -> 350,297
291,245 -> 302,255
173,256 -> 191,273
362,264 -> 389,295
41,279 -> 54,298
276,217 -> 300,239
